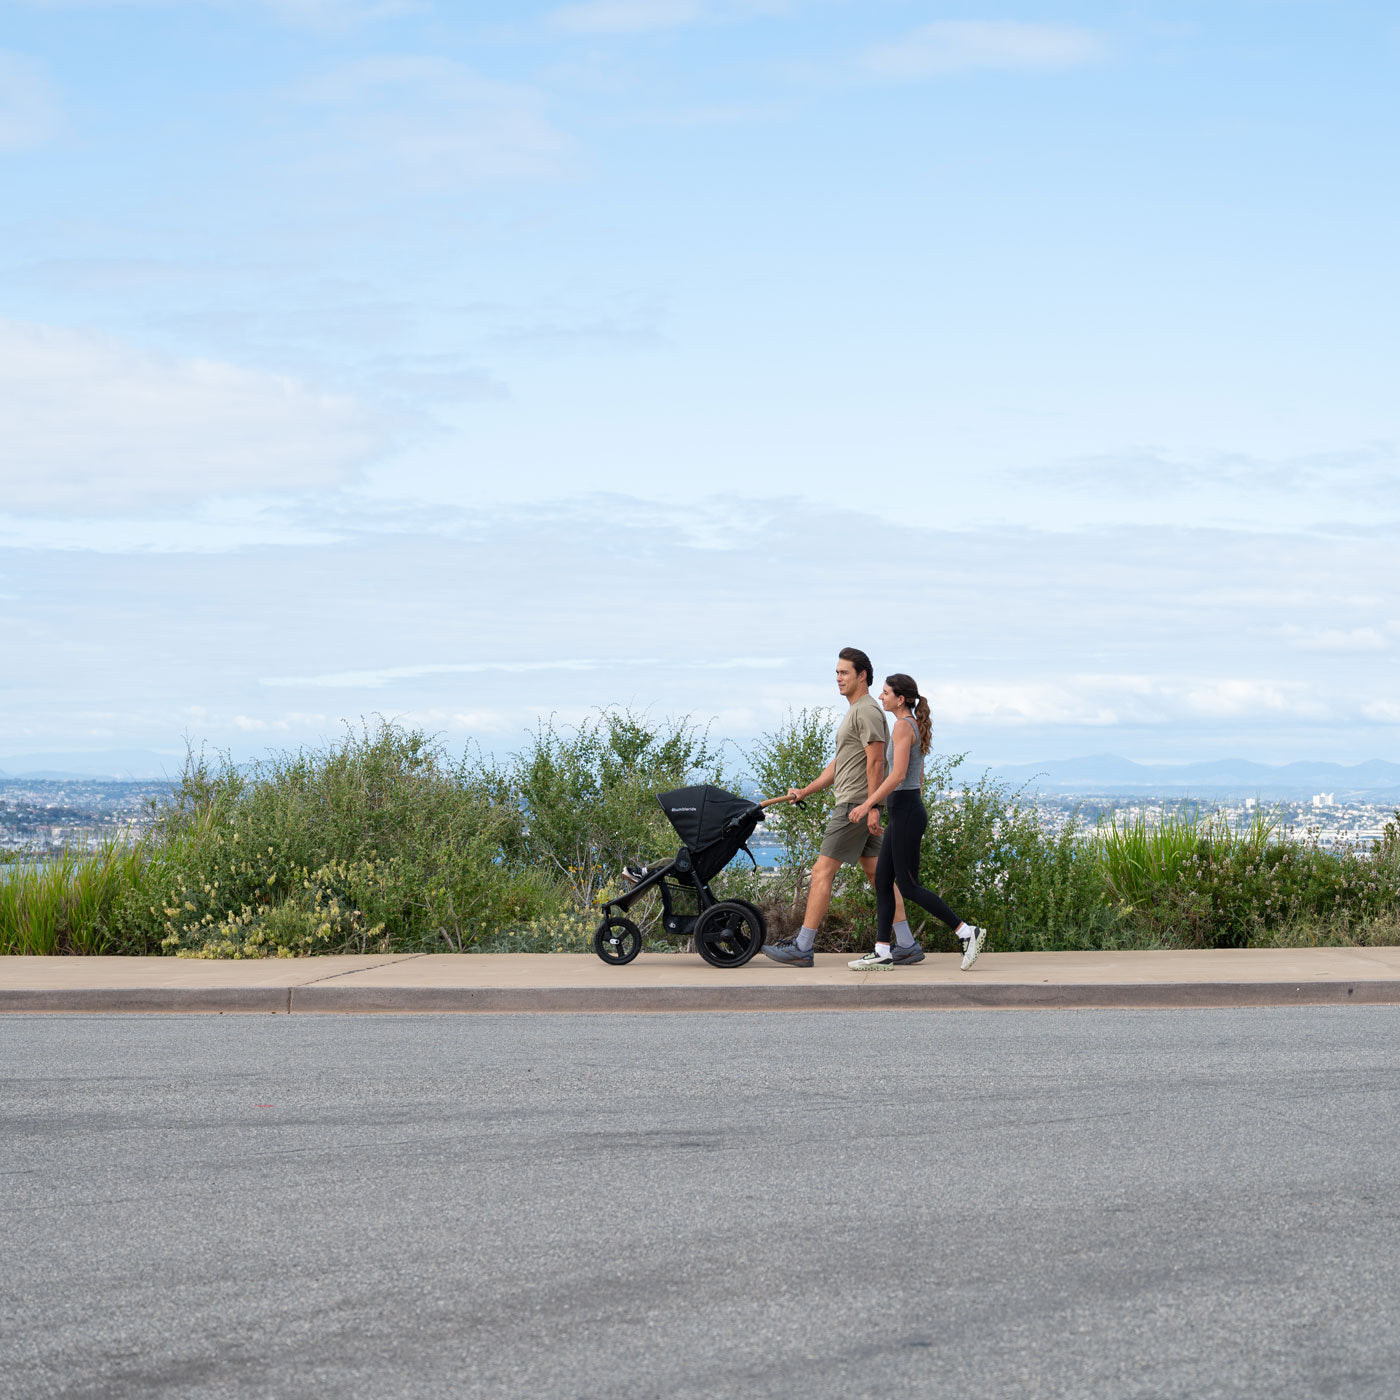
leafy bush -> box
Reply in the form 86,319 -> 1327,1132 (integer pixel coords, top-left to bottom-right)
500,710 -> 727,908
3,713 -> 1398,956
909,765 -> 1123,952
100,722 -> 553,957
743,708 -> 836,914
160,859 -> 393,958
741,730 -> 1120,951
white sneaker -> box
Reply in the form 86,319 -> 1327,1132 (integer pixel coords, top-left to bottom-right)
848,950 -> 894,970
960,926 -> 987,970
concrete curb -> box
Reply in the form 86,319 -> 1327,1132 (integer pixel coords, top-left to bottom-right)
0,986 -> 292,1014
4,981 -> 1399,1014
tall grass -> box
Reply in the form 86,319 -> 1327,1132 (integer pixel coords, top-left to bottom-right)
2,714 -> 1398,956
1096,803 -> 1280,909
1093,802 -> 1400,948
0,838 -> 157,955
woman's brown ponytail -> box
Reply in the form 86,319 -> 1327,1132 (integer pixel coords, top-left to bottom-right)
885,673 -> 932,755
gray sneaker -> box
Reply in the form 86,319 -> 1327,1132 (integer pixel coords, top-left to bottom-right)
761,939 -> 814,967
891,942 -> 925,966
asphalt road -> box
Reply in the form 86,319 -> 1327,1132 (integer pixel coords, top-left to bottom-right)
2,1008 -> 1398,1400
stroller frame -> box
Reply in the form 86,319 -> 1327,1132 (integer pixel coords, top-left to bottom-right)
593,784 -> 771,968
599,847 -> 730,941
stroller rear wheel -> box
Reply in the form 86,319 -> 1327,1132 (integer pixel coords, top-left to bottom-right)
694,901 -> 764,968
595,916 -> 642,965
727,898 -> 767,943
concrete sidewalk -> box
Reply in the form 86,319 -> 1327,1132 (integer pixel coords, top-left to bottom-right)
3,946 -> 1399,1013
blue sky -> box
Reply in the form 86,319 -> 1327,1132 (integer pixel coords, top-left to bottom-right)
1,0 -> 1397,773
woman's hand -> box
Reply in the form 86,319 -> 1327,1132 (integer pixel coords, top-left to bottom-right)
848,802 -> 870,824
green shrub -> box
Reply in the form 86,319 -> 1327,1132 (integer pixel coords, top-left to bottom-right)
743,708 -> 836,915
477,908 -> 599,954
160,859 -> 392,958
157,725 -> 555,954
500,710 -> 727,908
3,715 -> 1398,957
738,738 -> 1122,952
912,765 -> 1123,951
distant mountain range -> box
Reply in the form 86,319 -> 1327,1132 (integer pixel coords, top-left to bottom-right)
0,750 -> 184,781
986,754 -> 1400,797
3,747 -> 1398,798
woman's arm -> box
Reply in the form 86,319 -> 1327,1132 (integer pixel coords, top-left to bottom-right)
848,726 -> 912,822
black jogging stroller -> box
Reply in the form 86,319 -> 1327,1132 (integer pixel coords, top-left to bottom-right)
594,784 -> 780,968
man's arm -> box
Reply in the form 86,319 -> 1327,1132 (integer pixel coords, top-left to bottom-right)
863,740 -> 886,832
787,761 -> 835,803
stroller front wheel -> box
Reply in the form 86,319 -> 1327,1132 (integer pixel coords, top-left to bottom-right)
595,916 -> 642,966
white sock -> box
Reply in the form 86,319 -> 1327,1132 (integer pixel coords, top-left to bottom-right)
875,942 -> 891,959
796,926 -> 817,953
892,920 -> 915,949
954,921 -> 973,942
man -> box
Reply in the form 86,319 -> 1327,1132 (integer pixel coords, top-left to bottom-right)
761,647 -> 920,967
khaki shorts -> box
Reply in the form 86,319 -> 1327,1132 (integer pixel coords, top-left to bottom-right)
819,802 -> 884,865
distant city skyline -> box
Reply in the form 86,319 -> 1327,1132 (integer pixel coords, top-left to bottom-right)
5,770 -> 1394,859
2,2 -> 1397,766
6,748 -> 1400,799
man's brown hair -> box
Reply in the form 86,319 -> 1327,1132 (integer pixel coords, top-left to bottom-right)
838,646 -> 874,686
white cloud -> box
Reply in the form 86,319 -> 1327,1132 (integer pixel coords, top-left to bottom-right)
485,292 -> 665,353
264,660 -> 609,689
261,655 -> 792,688
259,0 -> 421,22
0,510 -> 346,553
1038,443 -> 1400,500
0,320 -> 380,511
6,0 -> 418,26
6,499 -> 1398,762
230,711 -> 332,732
861,21 -> 1107,79
1283,625 -> 1391,654
295,57 -> 573,184
363,354 -> 507,406
925,675 -> 1329,729
0,50 -> 59,150
544,0 -> 782,34
1180,679 -> 1319,720
547,0 -> 704,33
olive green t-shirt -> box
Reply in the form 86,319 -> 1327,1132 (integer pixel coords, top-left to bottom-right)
832,693 -> 888,803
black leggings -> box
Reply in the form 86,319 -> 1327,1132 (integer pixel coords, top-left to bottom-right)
876,789 -> 963,940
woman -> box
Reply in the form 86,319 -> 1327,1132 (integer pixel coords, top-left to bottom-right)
845,674 -> 988,970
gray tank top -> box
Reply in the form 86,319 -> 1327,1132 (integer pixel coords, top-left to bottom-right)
886,715 -> 923,790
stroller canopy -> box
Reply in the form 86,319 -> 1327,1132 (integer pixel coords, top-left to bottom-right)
656,785 -> 763,881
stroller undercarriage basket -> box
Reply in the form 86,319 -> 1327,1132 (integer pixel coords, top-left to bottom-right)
595,784 -> 769,968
